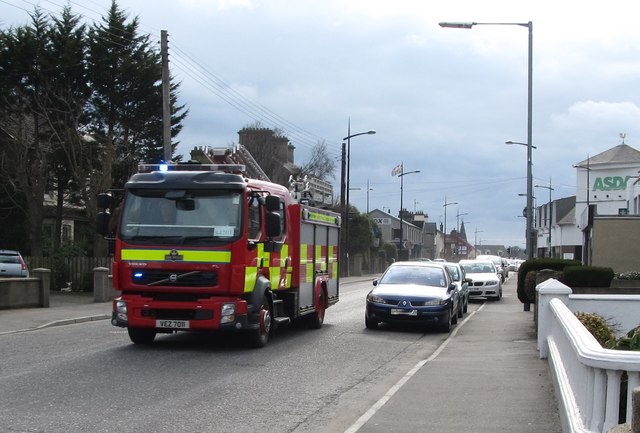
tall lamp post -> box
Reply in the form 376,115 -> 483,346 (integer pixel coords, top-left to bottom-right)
456,210 -> 468,233
340,121 -> 376,276
366,180 -> 373,214
443,198 -> 458,260
573,156 -> 592,265
440,20 -> 534,260
507,140 -> 537,258
397,166 -> 420,260
535,178 -> 554,257
474,228 -> 484,258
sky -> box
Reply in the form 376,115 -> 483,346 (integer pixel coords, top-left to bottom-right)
3,0 -> 640,250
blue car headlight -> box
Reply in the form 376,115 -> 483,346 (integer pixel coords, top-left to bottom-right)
424,298 -> 447,306
367,293 -> 386,304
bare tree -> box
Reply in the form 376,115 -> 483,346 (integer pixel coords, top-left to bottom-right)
298,140 -> 336,182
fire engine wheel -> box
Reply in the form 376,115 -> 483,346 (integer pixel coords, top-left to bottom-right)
306,289 -> 326,329
128,327 -> 156,345
248,296 -> 272,348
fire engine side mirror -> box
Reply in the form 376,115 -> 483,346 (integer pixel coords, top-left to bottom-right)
265,195 -> 280,212
97,192 -> 113,210
96,211 -> 110,236
265,211 -> 281,238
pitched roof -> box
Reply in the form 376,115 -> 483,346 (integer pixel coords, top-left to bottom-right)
576,144 -> 640,166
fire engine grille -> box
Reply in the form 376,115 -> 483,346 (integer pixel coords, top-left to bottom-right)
141,308 -> 214,320
132,270 -> 218,287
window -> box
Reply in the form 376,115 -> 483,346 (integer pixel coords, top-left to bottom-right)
120,189 -> 242,244
272,197 -> 286,242
248,197 -> 261,240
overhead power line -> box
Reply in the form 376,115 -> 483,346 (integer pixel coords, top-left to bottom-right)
2,0 -> 340,157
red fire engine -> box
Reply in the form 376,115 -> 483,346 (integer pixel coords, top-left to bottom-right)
96,162 -> 340,348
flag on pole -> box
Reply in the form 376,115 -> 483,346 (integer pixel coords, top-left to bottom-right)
391,163 -> 403,176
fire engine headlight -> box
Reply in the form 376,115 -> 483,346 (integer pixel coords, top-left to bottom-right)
116,300 -> 128,321
220,303 -> 236,324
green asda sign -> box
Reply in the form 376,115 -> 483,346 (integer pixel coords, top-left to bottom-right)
592,175 -> 633,191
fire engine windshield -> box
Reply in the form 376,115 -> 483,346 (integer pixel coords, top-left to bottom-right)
119,189 -> 242,244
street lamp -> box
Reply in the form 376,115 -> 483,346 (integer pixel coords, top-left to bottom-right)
474,228 -> 484,258
397,165 -> 420,259
573,156 -> 592,265
366,179 -> 373,214
535,178 -> 554,257
441,20 -> 534,260
443,198 -> 458,260
573,155 -> 592,209
340,119 -> 376,277
508,140 -> 537,258
456,210 -> 468,233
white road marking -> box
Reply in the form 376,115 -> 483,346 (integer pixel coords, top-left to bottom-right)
343,302 -> 486,433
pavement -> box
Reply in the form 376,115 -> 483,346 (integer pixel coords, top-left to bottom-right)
0,274 -> 562,432
0,290 -> 112,335
353,274 -> 563,433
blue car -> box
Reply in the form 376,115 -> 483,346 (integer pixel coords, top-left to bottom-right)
365,261 -> 459,332
443,262 -> 470,316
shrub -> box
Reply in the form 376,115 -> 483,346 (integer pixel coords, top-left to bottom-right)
517,258 -> 581,304
524,271 -> 537,304
614,326 -> 640,351
574,312 -> 617,348
563,266 -> 614,288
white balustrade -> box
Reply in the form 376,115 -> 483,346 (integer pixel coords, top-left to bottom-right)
538,279 -> 640,433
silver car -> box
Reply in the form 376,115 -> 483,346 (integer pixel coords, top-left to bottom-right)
443,262 -> 470,316
0,250 -> 29,278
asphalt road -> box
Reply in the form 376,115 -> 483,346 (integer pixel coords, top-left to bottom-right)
1,277 -> 484,433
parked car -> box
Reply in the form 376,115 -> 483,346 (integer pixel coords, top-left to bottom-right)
476,254 -> 508,282
458,259 -> 502,300
365,261 -> 459,332
0,250 -> 29,278
443,261 -> 470,316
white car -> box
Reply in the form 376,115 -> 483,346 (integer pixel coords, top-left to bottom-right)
476,254 -> 508,282
458,260 -> 502,300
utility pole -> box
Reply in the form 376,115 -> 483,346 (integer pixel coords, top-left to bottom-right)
161,30 -> 171,162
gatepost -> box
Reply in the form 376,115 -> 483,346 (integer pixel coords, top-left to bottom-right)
31,268 -> 51,308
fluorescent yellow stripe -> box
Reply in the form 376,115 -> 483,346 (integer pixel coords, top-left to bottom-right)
316,245 -> 327,271
245,266 -> 258,292
121,249 -> 231,263
307,211 -> 339,225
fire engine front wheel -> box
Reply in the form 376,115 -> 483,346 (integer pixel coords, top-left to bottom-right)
247,296 -> 272,348
128,327 -> 156,344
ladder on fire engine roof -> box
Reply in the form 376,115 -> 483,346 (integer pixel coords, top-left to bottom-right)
191,145 -> 271,182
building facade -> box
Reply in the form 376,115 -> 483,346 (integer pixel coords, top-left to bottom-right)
369,208 -> 434,260
539,143 -> 640,272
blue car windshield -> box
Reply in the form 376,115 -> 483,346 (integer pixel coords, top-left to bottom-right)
380,266 -> 446,287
